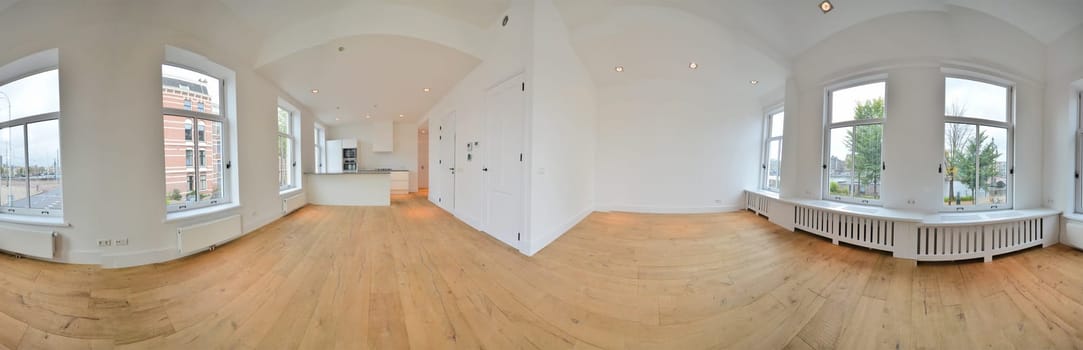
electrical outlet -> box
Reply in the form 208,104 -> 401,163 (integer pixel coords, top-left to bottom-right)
114,238 -> 129,246
906,199 -> 916,205
97,239 -> 112,247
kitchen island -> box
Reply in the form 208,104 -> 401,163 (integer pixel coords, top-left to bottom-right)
304,171 -> 391,206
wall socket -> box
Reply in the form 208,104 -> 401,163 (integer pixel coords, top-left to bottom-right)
114,238 -> 129,246
97,239 -> 112,247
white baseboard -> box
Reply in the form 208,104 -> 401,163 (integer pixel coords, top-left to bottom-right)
527,206 -> 594,256
595,203 -> 743,214
100,247 -> 176,269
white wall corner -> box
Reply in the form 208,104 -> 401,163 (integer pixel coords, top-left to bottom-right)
526,205 -> 593,256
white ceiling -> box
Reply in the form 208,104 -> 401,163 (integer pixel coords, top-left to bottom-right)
258,34 -> 480,126
219,0 -> 510,35
555,0 -> 1083,61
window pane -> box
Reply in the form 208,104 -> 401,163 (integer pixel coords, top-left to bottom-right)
852,124 -> 882,200
0,125 -> 26,207
975,126 -> 1008,205
0,70 -> 60,121
766,139 -> 781,191
27,120 -> 60,210
278,108 -> 290,134
279,136 -> 291,188
770,112 -> 784,137
944,123 -> 976,206
945,78 -> 1007,122
205,120 -> 225,201
831,82 -> 885,123
164,115 -> 193,205
827,127 -> 851,196
162,65 -> 220,116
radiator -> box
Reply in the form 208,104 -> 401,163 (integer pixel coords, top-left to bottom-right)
917,217 -> 1048,261
1064,220 -> 1083,249
745,192 -> 770,216
0,227 -> 56,259
283,194 -> 306,214
177,215 -> 242,255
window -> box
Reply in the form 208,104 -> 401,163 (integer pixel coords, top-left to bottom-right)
314,124 -> 326,174
0,69 -> 63,216
1078,92 -> 1083,213
824,80 -> 885,204
163,64 -> 227,211
761,110 -> 784,192
277,106 -> 296,190
943,77 -> 1012,210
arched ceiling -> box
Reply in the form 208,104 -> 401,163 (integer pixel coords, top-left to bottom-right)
257,34 -> 480,126
219,0 -> 510,35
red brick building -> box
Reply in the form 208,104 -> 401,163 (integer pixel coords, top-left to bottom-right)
162,75 -> 223,204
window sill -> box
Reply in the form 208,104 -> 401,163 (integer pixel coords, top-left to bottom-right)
1064,212 -> 1083,223
0,214 -> 69,228
280,188 -> 303,198
164,203 -> 240,223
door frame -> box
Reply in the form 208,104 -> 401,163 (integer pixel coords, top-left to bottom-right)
483,72 -> 530,253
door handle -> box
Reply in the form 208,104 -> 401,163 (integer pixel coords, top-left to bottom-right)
482,168 -> 488,172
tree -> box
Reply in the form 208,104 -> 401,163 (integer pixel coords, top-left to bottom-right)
956,128 -> 1002,199
843,98 -> 883,197
944,103 -> 971,204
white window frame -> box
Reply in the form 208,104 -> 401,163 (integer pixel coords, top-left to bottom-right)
0,66 -> 63,218
822,76 -> 888,206
942,74 -> 1014,212
1075,91 -> 1083,214
761,107 -> 783,192
277,105 -> 300,192
163,63 -> 230,213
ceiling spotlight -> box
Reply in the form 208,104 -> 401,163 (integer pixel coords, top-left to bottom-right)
421,130 -> 427,134
819,0 -> 833,13
338,46 -> 345,52
365,115 -> 372,119
398,114 -> 405,118
311,89 -> 319,94
689,62 -> 698,70
335,117 -> 340,121
423,88 -> 431,93
615,65 -> 624,73
750,79 -> 759,85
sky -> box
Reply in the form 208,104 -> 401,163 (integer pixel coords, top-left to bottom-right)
0,70 -> 60,168
945,77 -> 1007,121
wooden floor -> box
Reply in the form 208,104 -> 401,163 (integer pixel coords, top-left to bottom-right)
2,193 -> 1083,349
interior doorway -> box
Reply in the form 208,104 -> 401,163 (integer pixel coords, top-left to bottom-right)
418,122 -> 429,193
484,75 -> 526,249
437,112 -> 456,210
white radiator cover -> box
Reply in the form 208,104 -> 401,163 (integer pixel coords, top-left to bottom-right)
0,227 -> 55,259
178,215 -> 242,255
1064,220 -> 1083,249
283,194 -> 306,214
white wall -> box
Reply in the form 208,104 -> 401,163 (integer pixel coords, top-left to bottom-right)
786,8 -> 1048,214
1043,24 -> 1083,215
0,0 -> 316,267
583,6 -> 787,213
526,0 -> 597,254
326,121 -> 420,192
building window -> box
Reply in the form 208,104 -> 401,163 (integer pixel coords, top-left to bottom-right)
943,77 -> 1012,210
0,68 -> 63,216
163,64 -> 227,211
761,110 -> 784,192
278,106 -> 296,191
824,80 -> 885,205
314,124 -> 325,174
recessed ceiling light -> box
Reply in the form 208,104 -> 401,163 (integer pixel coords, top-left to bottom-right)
689,62 -> 698,70
423,88 -> 431,93
365,115 -> 371,119
421,130 -> 427,134
399,114 -> 405,118
750,79 -> 759,85
311,89 -> 319,94
819,0 -> 833,13
614,65 -> 624,73
338,46 -> 345,52
335,117 -> 340,121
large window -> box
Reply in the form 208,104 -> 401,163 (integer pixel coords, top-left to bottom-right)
824,80 -> 885,204
314,124 -> 326,174
943,77 -> 1012,210
163,64 -> 227,211
277,107 -> 297,191
761,110 -> 784,192
0,69 -> 62,216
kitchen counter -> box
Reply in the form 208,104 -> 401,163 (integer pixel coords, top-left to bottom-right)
303,172 -> 390,206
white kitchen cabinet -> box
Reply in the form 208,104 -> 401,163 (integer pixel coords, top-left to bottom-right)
341,138 -> 357,149
390,171 -> 409,194
327,140 -> 343,173
372,121 -> 394,153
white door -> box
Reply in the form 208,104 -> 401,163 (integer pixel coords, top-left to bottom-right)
485,76 -> 525,248
438,112 -> 456,210
327,140 -> 343,173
